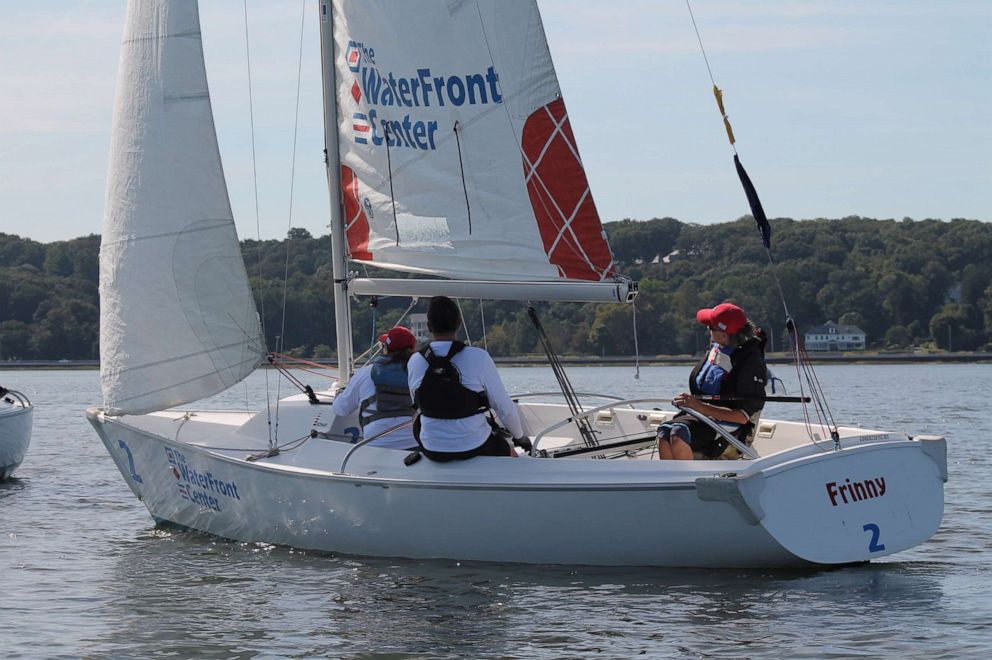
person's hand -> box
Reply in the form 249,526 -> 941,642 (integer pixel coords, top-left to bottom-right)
512,435 -> 533,452
672,392 -> 700,411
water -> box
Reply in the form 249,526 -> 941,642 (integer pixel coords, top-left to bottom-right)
1,365 -> 990,658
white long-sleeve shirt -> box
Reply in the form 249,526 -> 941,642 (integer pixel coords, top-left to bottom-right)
331,364 -> 418,450
407,341 -> 525,453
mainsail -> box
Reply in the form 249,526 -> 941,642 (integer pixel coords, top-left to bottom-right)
331,0 -> 619,283
100,0 -> 264,415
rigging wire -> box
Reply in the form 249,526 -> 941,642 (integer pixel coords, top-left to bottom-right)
241,0 -> 273,448
455,299 -> 472,345
527,306 -> 598,447
685,0 -> 840,447
273,0 -> 310,444
632,298 -> 641,380
353,297 -> 420,368
480,300 -> 489,352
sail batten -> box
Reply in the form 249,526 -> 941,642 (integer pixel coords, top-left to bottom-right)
100,0 -> 263,415
332,0 -> 621,284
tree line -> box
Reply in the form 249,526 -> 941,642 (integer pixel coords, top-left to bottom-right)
2,216 -> 990,361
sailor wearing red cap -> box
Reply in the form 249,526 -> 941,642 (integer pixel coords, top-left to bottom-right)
331,326 -> 419,450
657,302 -> 768,460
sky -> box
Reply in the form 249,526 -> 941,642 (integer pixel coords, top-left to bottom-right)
1,0 -> 989,244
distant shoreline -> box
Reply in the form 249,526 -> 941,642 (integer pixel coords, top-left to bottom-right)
2,351 -> 991,371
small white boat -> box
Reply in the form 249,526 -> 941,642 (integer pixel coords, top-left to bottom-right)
1,387 -> 33,480
87,0 -> 946,567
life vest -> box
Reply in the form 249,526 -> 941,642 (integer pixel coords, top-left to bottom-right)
687,336 -> 768,455
414,341 -> 489,420
359,357 -> 416,428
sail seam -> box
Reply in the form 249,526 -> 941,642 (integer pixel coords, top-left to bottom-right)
106,340 -> 264,377
100,219 -> 234,249
164,92 -> 210,103
122,29 -> 202,45
107,354 -> 265,408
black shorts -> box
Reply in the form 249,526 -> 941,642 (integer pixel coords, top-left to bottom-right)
421,432 -> 513,462
656,413 -> 724,458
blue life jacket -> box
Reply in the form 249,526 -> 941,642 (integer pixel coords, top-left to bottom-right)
359,357 -> 416,428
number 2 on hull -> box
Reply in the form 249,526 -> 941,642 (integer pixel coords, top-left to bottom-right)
863,523 -> 886,553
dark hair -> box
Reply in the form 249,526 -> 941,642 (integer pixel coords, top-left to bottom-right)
427,296 -> 462,335
382,347 -> 414,366
730,320 -> 768,350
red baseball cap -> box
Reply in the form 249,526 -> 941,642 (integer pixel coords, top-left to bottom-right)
378,326 -> 416,351
696,303 -> 748,334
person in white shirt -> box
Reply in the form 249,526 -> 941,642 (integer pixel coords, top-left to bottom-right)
407,296 -> 527,461
331,326 -> 418,451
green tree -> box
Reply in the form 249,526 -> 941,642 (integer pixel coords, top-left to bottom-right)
930,304 -> 985,351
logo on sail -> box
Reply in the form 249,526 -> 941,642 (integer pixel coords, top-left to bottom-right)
346,41 -> 364,73
343,39 -> 503,152
353,113 -> 371,144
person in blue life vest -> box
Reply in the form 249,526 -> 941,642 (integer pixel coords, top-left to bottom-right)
407,295 -> 528,461
657,302 -> 768,460
331,326 -> 419,451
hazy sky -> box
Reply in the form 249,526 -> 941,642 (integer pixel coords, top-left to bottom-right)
1,1 -> 989,244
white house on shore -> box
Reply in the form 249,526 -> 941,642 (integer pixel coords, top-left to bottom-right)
804,321 -> 867,351
408,313 -> 430,346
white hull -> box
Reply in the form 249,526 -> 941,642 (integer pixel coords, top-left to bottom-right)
86,396 -> 945,567
0,395 -> 33,480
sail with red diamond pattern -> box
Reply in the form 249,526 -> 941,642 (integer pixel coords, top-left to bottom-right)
331,0 -> 618,283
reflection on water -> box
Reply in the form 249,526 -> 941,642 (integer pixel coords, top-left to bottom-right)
0,366 -> 990,657
79,526 -> 955,658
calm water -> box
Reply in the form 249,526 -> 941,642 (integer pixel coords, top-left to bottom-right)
1,364 -> 990,658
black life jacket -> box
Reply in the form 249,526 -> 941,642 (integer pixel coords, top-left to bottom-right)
358,356 -> 416,428
687,336 -> 768,456
415,341 -> 489,420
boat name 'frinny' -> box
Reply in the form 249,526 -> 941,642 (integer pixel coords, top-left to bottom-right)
825,477 -> 886,506
346,40 -> 503,151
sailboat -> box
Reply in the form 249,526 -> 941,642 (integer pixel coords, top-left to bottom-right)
86,0 -> 946,567
1,386 -> 33,480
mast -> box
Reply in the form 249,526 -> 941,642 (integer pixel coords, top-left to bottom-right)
317,0 -> 353,382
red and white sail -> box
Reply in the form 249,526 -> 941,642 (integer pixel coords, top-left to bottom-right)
331,0 -> 618,283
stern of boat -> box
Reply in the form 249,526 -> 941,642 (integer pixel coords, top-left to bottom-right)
696,435 -> 946,564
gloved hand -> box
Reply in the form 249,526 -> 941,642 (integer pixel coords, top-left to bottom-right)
512,435 -> 533,452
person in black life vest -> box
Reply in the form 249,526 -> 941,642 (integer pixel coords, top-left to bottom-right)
331,326 -> 419,450
407,295 -> 527,461
657,302 -> 767,460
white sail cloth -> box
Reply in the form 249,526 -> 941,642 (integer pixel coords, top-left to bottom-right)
332,0 -> 618,283
100,0 -> 263,415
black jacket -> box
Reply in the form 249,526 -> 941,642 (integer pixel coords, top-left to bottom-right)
688,337 -> 767,417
